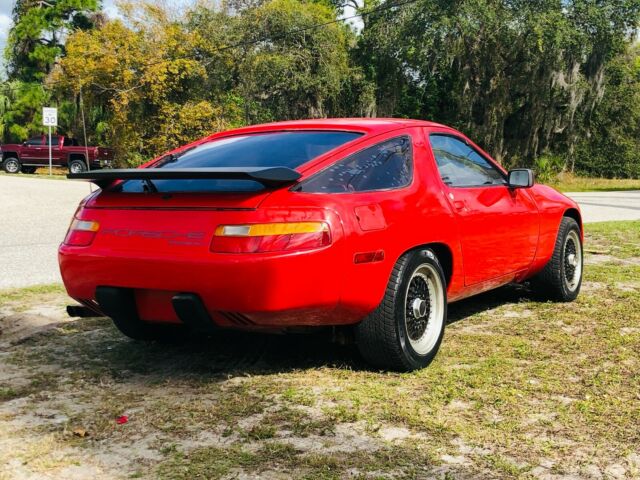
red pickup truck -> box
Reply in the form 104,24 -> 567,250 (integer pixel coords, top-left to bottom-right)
1,135 -> 114,174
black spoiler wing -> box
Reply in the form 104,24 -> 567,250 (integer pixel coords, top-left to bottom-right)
67,167 -> 302,189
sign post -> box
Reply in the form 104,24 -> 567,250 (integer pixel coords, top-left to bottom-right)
42,107 -> 57,176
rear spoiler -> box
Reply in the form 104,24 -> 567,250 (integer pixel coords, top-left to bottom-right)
67,167 -> 302,189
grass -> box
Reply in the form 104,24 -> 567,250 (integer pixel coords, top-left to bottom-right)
548,173 -> 640,192
0,283 -> 65,308
0,168 -> 68,179
0,221 -> 638,478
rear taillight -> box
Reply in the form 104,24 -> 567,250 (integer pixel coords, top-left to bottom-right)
211,222 -> 331,253
63,218 -> 100,246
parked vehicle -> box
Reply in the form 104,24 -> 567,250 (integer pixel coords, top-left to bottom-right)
60,119 -> 583,371
1,135 -> 113,174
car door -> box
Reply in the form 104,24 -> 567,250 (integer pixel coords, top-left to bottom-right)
426,131 -> 539,286
21,136 -> 46,164
46,135 -> 64,164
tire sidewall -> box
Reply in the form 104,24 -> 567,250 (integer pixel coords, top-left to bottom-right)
3,158 -> 21,174
558,219 -> 583,300
395,249 -> 447,370
69,160 -> 87,173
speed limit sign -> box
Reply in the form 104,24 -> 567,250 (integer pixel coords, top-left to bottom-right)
42,107 -> 57,127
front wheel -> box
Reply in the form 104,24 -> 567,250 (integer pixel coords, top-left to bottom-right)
3,157 -> 21,174
355,249 -> 447,371
531,217 -> 583,302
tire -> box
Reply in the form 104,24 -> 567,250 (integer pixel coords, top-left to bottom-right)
68,159 -> 87,174
3,157 -> 21,174
355,249 -> 447,371
531,217 -> 583,302
22,167 -> 37,174
111,316 -> 189,343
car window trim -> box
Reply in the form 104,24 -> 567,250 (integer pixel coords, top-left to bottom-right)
292,134 -> 415,195
428,132 -> 507,189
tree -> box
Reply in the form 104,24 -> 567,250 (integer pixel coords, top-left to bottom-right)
357,0 -> 640,166
54,2 -> 245,164
54,0 -> 362,165
573,43 -> 640,178
237,0 -> 357,122
1,0 -> 100,142
7,0 -> 100,81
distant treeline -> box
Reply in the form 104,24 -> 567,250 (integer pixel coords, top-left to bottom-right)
1,0 -> 639,177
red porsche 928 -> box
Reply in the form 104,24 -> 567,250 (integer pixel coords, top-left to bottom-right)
60,119 -> 583,371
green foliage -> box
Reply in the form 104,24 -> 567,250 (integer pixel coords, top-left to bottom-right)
572,45 -> 640,178
534,154 -> 565,184
0,0 -> 639,177
357,0 -> 640,167
1,0 -> 100,143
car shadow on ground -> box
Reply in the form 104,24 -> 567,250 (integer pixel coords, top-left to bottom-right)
60,283 -> 535,379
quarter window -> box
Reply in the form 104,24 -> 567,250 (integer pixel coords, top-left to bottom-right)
429,135 -> 504,187
297,136 -> 413,193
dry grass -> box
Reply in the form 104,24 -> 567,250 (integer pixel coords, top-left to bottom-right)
548,172 -> 640,192
0,221 -> 638,479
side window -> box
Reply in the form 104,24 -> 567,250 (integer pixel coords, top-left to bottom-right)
297,136 -> 413,193
46,136 -> 59,146
25,136 -> 43,146
429,135 -> 504,187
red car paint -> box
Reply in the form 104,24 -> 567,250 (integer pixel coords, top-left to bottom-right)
59,119 -> 581,329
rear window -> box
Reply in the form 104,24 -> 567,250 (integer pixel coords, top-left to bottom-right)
116,131 -> 362,193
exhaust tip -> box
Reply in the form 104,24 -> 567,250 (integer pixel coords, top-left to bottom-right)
66,304 -> 100,318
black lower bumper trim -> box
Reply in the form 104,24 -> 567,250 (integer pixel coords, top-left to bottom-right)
95,286 -> 139,322
172,293 -> 217,332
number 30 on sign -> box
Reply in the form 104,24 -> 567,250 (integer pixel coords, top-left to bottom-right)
42,107 -> 57,127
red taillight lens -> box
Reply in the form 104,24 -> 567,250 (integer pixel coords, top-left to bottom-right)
63,218 -> 100,246
210,222 -> 331,253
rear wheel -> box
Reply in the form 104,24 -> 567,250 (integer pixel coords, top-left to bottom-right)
95,287 -> 189,343
355,249 -> 447,371
3,157 -> 21,174
531,217 -> 583,301
111,316 -> 189,343
69,159 -> 87,174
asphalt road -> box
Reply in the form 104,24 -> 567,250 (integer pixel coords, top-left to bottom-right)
0,175 -> 92,289
0,175 -> 638,289
564,190 -> 640,223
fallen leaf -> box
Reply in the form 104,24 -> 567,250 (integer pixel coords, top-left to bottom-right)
116,415 -> 128,425
72,427 -> 89,437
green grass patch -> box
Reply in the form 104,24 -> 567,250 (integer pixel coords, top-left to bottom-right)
548,174 -> 640,192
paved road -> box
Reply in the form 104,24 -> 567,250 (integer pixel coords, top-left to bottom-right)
0,175 -> 92,289
0,175 -> 639,289
565,190 -> 640,223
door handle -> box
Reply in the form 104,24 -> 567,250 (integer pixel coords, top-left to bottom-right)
453,200 -> 466,211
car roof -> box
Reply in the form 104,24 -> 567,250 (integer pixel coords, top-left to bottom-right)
209,118 -> 449,137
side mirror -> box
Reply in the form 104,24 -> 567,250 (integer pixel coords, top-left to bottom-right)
508,168 -> 534,189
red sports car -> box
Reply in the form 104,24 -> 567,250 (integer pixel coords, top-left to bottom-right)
60,119 -> 583,371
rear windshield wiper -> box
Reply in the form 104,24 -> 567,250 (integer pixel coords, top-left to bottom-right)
142,178 -> 157,193
153,146 -> 198,168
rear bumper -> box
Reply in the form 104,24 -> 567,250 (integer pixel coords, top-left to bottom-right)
59,242 -> 361,328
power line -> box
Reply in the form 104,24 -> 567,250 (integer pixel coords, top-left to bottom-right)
0,0 -> 421,91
